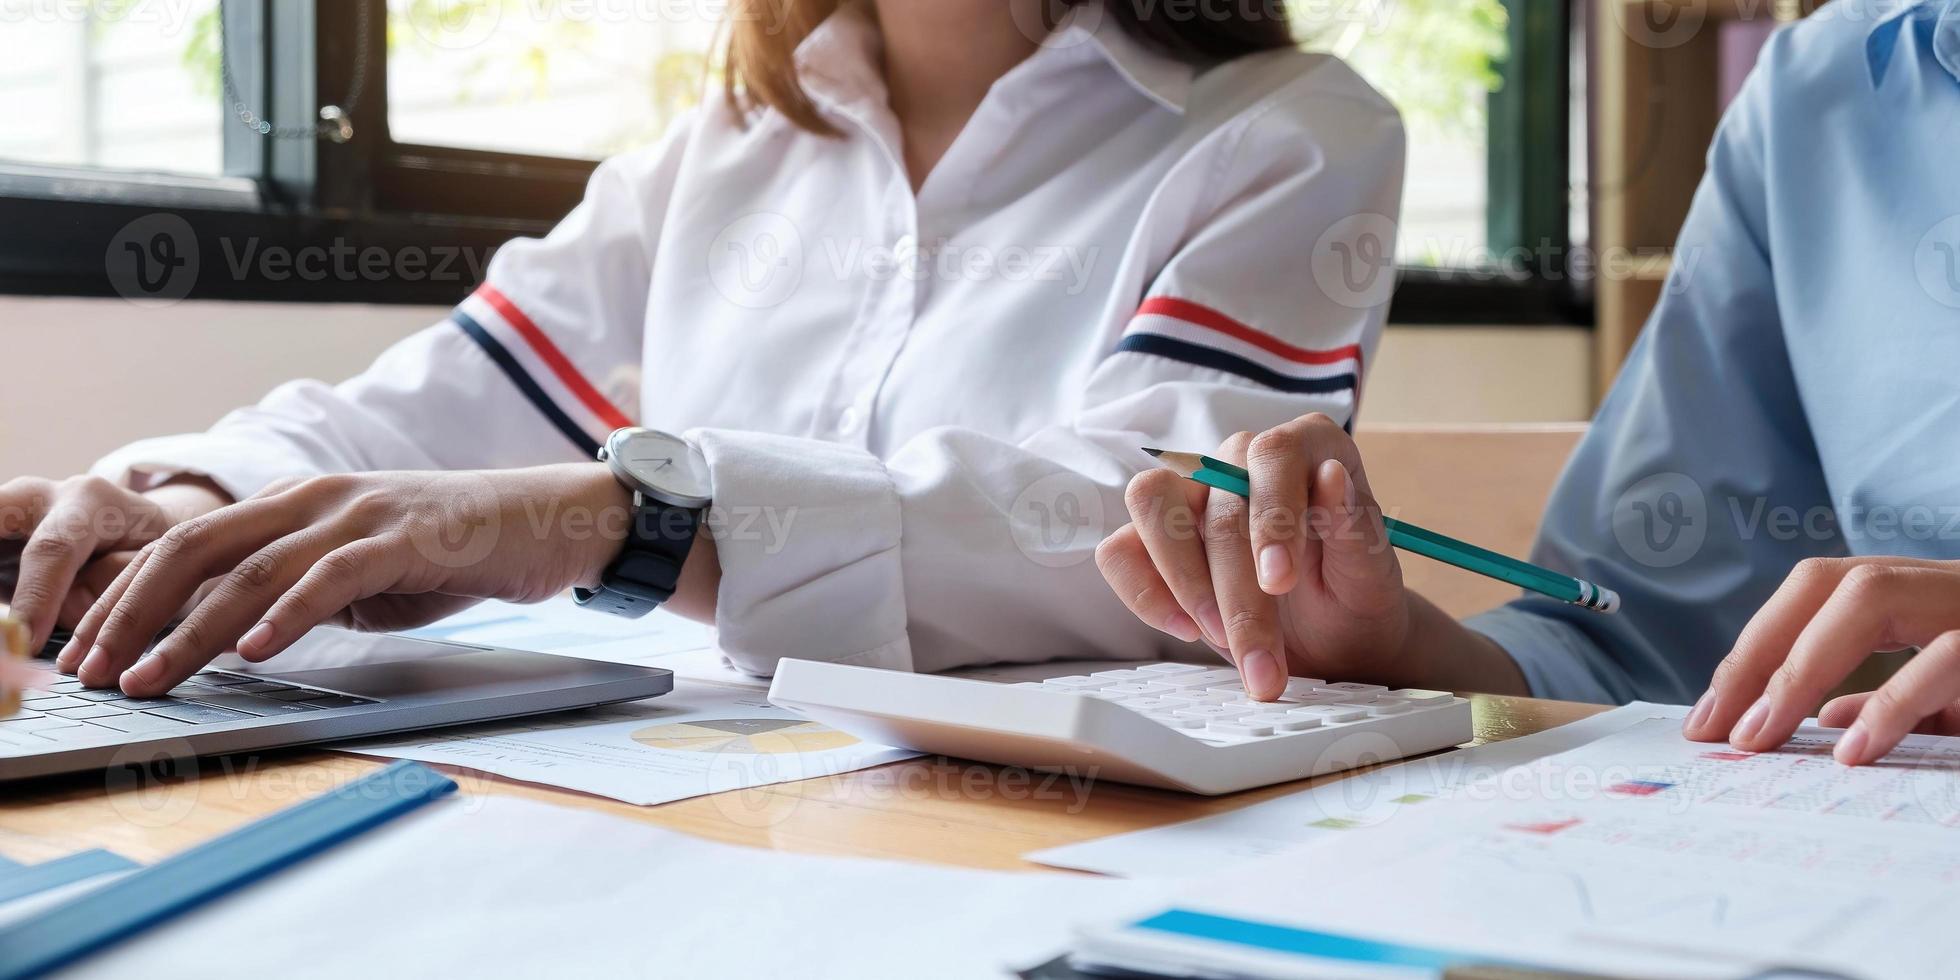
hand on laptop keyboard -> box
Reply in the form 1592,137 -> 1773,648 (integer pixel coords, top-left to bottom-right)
55,466 -> 650,698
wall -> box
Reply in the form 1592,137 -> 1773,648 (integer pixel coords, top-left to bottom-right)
0,296 -> 1592,478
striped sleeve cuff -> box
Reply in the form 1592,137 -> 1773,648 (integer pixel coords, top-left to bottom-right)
450,285 -> 633,457
1113,297 -> 1362,413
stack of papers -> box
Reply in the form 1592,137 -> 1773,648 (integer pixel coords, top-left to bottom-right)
65,795 -> 1163,980
1077,717 -> 1960,979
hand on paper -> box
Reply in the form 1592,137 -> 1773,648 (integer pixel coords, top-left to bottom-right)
1684,556 -> 1960,765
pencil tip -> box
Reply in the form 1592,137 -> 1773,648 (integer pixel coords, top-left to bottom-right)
1140,447 -> 1165,457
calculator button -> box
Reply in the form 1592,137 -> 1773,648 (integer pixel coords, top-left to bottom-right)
1288,691 -> 1357,705
1102,682 -> 1172,697
1149,713 -> 1206,730
1367,701 -> 1415,716
1118,698 -> 1180,712
1091,669 -> 1145,682
1323,682 -> 1387,695
1163,691 -> 1236,705
1290,705 -> 1368,723
1389,689 -> 1452,703
1209,719 -> 1274,737
1157,669 -> 1240,690
1266,714 -> 1322,732
1174,705 -> 1252,720
1138,663 -> 1206,675
1041,676 -> 1101,690
1281,679 -> 1328,697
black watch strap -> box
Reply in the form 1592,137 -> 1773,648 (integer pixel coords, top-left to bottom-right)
574,492 -> 701,618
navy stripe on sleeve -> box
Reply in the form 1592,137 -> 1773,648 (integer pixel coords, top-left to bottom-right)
451,312 -> 602,458
1113,334 -> 1359,396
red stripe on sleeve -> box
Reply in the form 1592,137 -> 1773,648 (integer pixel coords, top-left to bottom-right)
1137,297 -> 1364,370
476,284 -> 634,432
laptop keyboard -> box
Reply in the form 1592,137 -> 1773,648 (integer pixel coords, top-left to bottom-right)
0,630 -> 377,751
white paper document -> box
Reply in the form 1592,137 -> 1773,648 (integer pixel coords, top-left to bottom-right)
341,683 -> 919,805
1085,717 -> 1960,979
66,796 -> 1162,980
1031,701 -> 1687,877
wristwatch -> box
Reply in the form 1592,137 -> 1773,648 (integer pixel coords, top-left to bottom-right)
574,427 -> 712,618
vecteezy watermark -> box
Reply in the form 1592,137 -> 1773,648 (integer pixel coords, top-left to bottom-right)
1312,213 -> 1400,311
219,238 -> 494,286
705,213 -> 1102,309
1915,215 -> 1960,310
1611,472 -> 1960,568
1612,472 -> 1709,570
105,214 -> 501,306
1605,0 -> 1710,49
1010,471 -> 1110,569
0,0 -> 202,34
106,213 -> 199,306
708,211 -> 804,309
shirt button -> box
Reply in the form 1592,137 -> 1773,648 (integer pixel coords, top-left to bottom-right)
836,407 -> 863,435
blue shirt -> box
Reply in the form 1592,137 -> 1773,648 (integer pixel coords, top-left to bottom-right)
1467,0 -> 1960,704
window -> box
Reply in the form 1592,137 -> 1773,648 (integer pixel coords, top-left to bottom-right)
0,0 -> 1578,323
0,0 -> 225,175
1297,0 -> 1506,268
387,0 -> 712,160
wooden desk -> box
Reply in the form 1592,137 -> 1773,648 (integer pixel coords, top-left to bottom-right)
0,695 -> 1602,871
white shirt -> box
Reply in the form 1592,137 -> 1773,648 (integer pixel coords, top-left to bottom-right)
96,5 -> 1404,677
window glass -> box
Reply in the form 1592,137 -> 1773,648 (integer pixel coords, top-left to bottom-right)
0,0 -> 225,175
1299,0 -> 1509,266
386,0 -> 715,159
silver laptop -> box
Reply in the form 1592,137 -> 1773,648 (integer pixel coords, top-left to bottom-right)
2,625 -> 672,781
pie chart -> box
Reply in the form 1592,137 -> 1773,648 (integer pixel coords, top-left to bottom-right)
630,717 -> 861,755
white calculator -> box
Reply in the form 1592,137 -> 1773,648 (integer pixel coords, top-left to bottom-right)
767,660 -> 1473,796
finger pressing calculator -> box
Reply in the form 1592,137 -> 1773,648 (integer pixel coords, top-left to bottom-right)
768,660 -> 1472,795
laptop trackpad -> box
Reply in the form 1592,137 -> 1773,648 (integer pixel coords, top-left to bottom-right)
201,628 -> 587,701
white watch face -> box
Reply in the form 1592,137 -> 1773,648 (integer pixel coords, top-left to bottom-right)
609,429 -> 711,508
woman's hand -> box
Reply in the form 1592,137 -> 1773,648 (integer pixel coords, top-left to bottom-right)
1685,556 -> 1960,765
2,475 -> 232,654
1098,414 -> 1423,699
59,464 -> 684,697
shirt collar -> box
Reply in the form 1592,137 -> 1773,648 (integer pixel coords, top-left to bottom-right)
790,1 -> 1196,116
1865,0 -> 1960,86
1049,6 -> 1196,114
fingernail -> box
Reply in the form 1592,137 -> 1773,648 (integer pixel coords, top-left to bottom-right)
78,644 -> 110,682
1257,545 -> 1292,592
1240,649 -> 1283,699
1196,601 -> 1226,647
55,639 -> 84,673
1834,722 -> 1871,766
239,621 -> 275,656
1684,690 -> 1714,734
122,655 -> 161,689
1337,460 -> 1357,511
1730,696 -> 1772,747
1162,612 -> 1202,644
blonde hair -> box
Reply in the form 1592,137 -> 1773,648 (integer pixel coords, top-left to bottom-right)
722,0 -> 843,136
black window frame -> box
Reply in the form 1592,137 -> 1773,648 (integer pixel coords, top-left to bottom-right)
0,0 -> 1582,324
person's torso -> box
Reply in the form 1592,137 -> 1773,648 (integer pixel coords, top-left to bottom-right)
1760,1 -> 1960,557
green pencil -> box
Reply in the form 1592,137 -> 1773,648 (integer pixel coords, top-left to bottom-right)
1143,449 -> 1620,614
